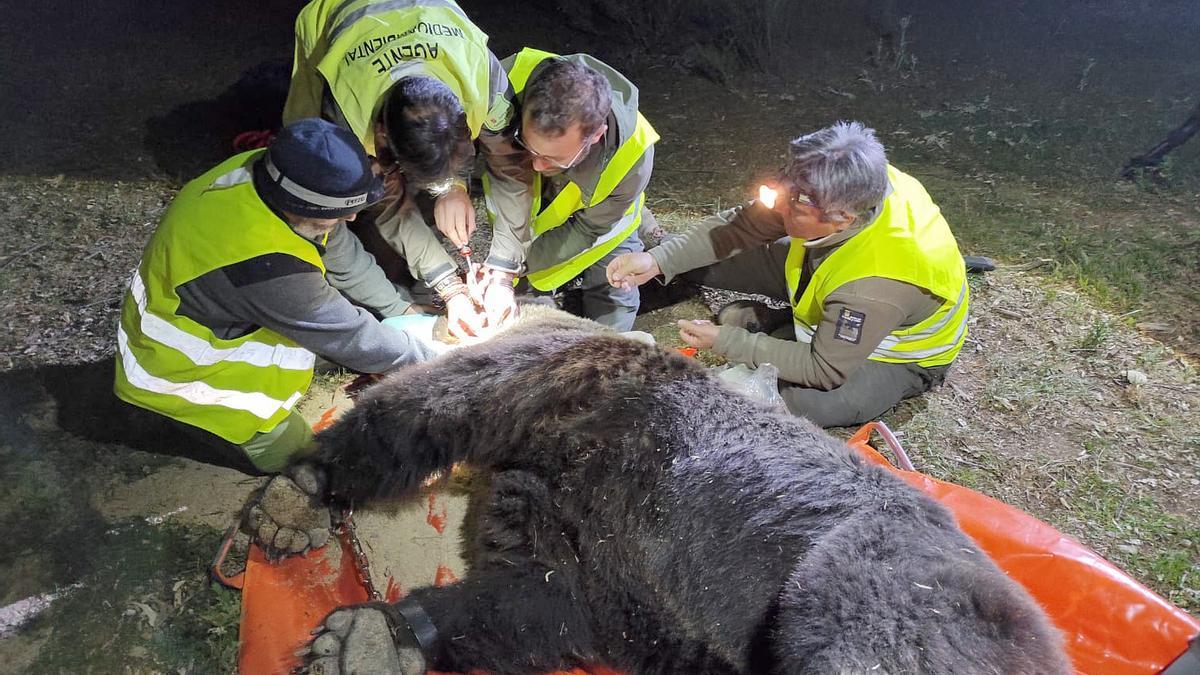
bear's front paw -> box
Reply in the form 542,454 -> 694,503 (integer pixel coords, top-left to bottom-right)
244,463 -> 331,559
304,604 -> 426,675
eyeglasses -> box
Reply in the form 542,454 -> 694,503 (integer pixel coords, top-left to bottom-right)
513,126 -> 592,170
787,189 -> 854,223
787,190 -> 816,210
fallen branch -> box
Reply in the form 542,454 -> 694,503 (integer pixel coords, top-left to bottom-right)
1121,100 -> 1200,184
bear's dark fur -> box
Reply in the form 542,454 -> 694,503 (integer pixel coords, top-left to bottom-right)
310,317 -> 1070,674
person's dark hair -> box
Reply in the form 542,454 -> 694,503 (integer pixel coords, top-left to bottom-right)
381,76 -> 473,190
523,58 -> 611,137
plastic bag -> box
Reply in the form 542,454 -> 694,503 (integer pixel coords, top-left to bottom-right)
379,313 -> 452,354
619,330 -> 656,346
716,363 -> 788,411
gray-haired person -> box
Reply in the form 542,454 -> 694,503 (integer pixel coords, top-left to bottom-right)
608,122 -> 969,427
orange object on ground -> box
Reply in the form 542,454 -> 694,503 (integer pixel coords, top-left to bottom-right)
223,422 -> 1198,674
848,422 -> 1199,674
237,534 -> 370,674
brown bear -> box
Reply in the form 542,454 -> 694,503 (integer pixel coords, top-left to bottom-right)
272,313 -> 1069,674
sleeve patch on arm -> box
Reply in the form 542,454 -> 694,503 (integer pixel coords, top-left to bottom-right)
834,308 -> 866,344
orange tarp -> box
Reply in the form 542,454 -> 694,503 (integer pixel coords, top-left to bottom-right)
234,423 -> 1198,674
848,423 -> 1198,674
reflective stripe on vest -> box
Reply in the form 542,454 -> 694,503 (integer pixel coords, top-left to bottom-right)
300,0 -> 493,154
327,0 -> 468,42
793,280 -> 969,362
526,191 -> 646,291
114,151 -> 323,444
506,47 -> 659,291
126,271 -> 315,370
116,326 -> 305,422
786,165 -> 969,368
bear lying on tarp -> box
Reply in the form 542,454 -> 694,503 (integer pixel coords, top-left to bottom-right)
277,313 -> 1070,674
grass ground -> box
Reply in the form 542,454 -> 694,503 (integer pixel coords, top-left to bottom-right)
0,0 -> 1197,670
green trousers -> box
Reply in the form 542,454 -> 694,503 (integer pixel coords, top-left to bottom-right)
681,240 -> 946,428
238,411 -> 316,473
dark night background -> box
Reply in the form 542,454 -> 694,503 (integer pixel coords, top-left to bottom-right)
0,1 -> 1197,671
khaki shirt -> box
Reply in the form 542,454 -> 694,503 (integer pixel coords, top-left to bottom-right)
484,53 -> 654,275
649,201 -> 945,390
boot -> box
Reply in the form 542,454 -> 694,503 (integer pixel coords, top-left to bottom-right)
716,300 -> 791,334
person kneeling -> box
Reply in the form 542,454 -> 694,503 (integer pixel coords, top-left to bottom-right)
608,121 -> 968,427
114,119 -> 435,479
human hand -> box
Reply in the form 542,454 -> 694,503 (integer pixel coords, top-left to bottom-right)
606,252 -> 661,291
445,292 -> 485,341
678,319 -> 719,351
433,183 -> 475,250
481,275 -> 517,330
464,262 -> 488,305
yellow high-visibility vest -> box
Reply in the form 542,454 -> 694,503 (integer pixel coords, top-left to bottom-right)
289,0 -> 494,155
506,47 -> 659,291
114,151 -> 323,443
785,166 -> 969,367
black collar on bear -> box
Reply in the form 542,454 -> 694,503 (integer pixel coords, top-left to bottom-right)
394,596 -> 439,656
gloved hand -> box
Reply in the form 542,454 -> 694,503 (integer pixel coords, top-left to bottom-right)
481,278 -> 517,331
304,603 -> 427,675
244,464 -> 332,559
606,252 -> 661,291
432,274 -> 485,341
445,292 -> 485,341
464,261 -> 488,306
433,182 -> 475,251
469,266 -> 517,331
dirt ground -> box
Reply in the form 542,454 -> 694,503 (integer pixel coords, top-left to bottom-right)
1,0 -> 1197,671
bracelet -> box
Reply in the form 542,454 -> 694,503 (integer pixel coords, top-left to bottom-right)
433,275 -> 469,302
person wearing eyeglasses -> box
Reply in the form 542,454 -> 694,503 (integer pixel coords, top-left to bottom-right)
450,48 -> 659,332
606,122 -> 969,427
283,0 -> 520,339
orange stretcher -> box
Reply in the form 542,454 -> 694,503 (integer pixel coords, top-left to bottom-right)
213,421 -> 1198,674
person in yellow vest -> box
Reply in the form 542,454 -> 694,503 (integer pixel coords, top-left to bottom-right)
607,122 -> 968,427
283,0 -> 521,339
114,119 -> 436,476
457,48 -> 659,332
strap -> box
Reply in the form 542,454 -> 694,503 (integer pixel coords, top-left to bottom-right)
393,597 -> 439,655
